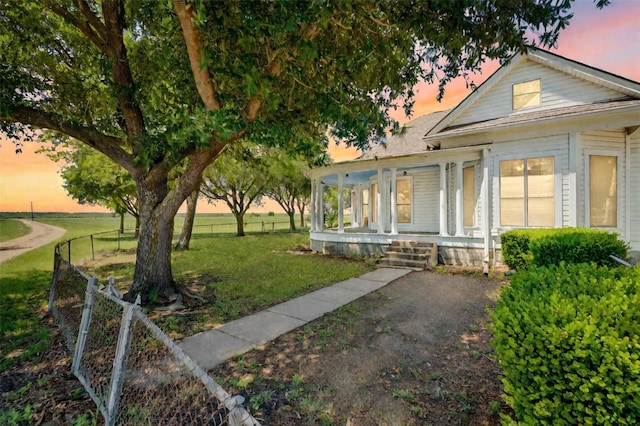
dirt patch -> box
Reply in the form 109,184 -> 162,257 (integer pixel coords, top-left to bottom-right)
212,268 -> 513,425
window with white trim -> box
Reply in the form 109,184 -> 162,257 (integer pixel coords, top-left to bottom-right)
396,178 -> 412,223
371,182 -> 378,223
500,156 -> 554,227
589,155 -> 617,227
513,79 -> 541,110
361,188 -> 369,226
463,166 -> 475,227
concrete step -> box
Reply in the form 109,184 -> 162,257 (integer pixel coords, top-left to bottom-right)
385,251 -> 428,260
382,240 -> 438,270
378,257 -> 430,270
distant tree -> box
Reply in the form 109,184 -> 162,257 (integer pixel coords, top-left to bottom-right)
265,156 -> 310,231
323,186 -> 351,229
1,0 -> 602,301
200,143 -> 275,236
47,142 -> 139,234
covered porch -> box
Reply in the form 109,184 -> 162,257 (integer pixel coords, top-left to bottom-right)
307,145 -> 496,266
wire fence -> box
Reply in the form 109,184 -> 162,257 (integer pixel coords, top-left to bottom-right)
49,244 -> 260,425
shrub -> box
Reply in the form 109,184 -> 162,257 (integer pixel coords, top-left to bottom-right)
490,263 -> 640,425
500,228 -> 629,270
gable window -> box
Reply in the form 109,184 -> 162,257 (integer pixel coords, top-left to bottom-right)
589,155 -> 617,227
397,178 -> 412,223
513,79 -> 541,110
500,156 -> 554,227
463,166 -> 476,227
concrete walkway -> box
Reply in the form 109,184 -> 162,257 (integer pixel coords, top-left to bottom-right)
178,268 -> 412,370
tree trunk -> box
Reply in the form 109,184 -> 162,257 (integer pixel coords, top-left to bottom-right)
134,214 -> 140,238
175,187 -> 199,250
119,212 -> 125,233
125,185 -> 177,303
235,212 -> 245,237
288,211 -> 296,231
299,209 -> 305,229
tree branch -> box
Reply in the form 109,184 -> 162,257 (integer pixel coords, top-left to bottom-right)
44,0 -> 108,53
102,0 -> 146,140
3,105 -> 136,175
173,0 -> 221,111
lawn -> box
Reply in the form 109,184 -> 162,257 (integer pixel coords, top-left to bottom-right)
0,219 -> 31,242
0,212 -> 373,371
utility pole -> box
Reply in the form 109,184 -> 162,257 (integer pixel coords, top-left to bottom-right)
30,201 -> 34,220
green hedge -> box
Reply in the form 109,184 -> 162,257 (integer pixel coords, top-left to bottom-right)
500,228 -> 629,271
490,263 -> 640,425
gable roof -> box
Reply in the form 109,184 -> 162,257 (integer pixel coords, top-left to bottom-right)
358,109 -> 450,160
425,48 -> 640,140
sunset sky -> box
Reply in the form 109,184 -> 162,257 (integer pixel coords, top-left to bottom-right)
1,1 -> 638,214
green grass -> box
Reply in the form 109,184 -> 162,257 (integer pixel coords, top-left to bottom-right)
0,219 -> 31,242
0,213 -> 373,370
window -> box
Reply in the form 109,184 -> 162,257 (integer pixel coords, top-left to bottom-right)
396,178 -> 412,223
371,182 -> 378,223
463,166 -> 475,227
589,155 -> 617,227
500,156 -> 554,227
361,188 -> 369,226
513,79 -> 541,110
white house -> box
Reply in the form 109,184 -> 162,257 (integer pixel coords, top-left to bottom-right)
307,48 -> 640,267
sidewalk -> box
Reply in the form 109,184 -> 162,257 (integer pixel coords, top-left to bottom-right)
178,268 -> 412,370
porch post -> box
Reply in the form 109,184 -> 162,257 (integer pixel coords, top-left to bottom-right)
439,163 -> 449,236
377,168 -> 384,234
482,149 -> 490,261
337,173 -> 344,233
316,178 -> 324,231
352,187 -> 359,227
455,160 -> 464,237
310,179 -> 316,232
390,168 -> 398,235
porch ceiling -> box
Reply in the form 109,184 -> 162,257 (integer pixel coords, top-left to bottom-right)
320,164 -> 438,186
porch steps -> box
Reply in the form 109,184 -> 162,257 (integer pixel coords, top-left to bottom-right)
378,240 -> 438,270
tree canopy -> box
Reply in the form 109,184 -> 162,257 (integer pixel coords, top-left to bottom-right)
0,0 -> 606,301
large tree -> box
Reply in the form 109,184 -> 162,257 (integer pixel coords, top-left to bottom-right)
0,0 -> 605,302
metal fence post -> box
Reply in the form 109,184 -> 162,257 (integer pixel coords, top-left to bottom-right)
90,234 -> 95,260
68,240 -> 72,263
72,277 -> 97,374
105,296 -> 139,425
48,248 -> 60,312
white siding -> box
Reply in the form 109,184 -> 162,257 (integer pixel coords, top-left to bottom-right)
490,134 -> 570,229
630,133 -> 640,248
576,129 -> 626,234
408,166 -> 439,232
452,60 -> 627,127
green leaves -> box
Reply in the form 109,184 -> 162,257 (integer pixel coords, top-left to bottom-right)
491,263 -> 640,425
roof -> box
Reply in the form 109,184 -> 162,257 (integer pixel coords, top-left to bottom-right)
425,48 -> 640,138
428,98 -> 640,139
358,110 -> 451,160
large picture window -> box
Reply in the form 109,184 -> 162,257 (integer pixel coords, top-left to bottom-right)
589,155 -> 617,227
500,156 -> 554,227
396,178 -> 412,223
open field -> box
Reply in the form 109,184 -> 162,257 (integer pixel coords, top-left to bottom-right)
0,219 -> 31,243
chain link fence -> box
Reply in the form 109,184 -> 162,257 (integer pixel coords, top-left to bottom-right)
49,244 -> 260,425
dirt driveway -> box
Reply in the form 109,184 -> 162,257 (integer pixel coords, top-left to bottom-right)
0,219 -> 66,265
213,268 -> 510,425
